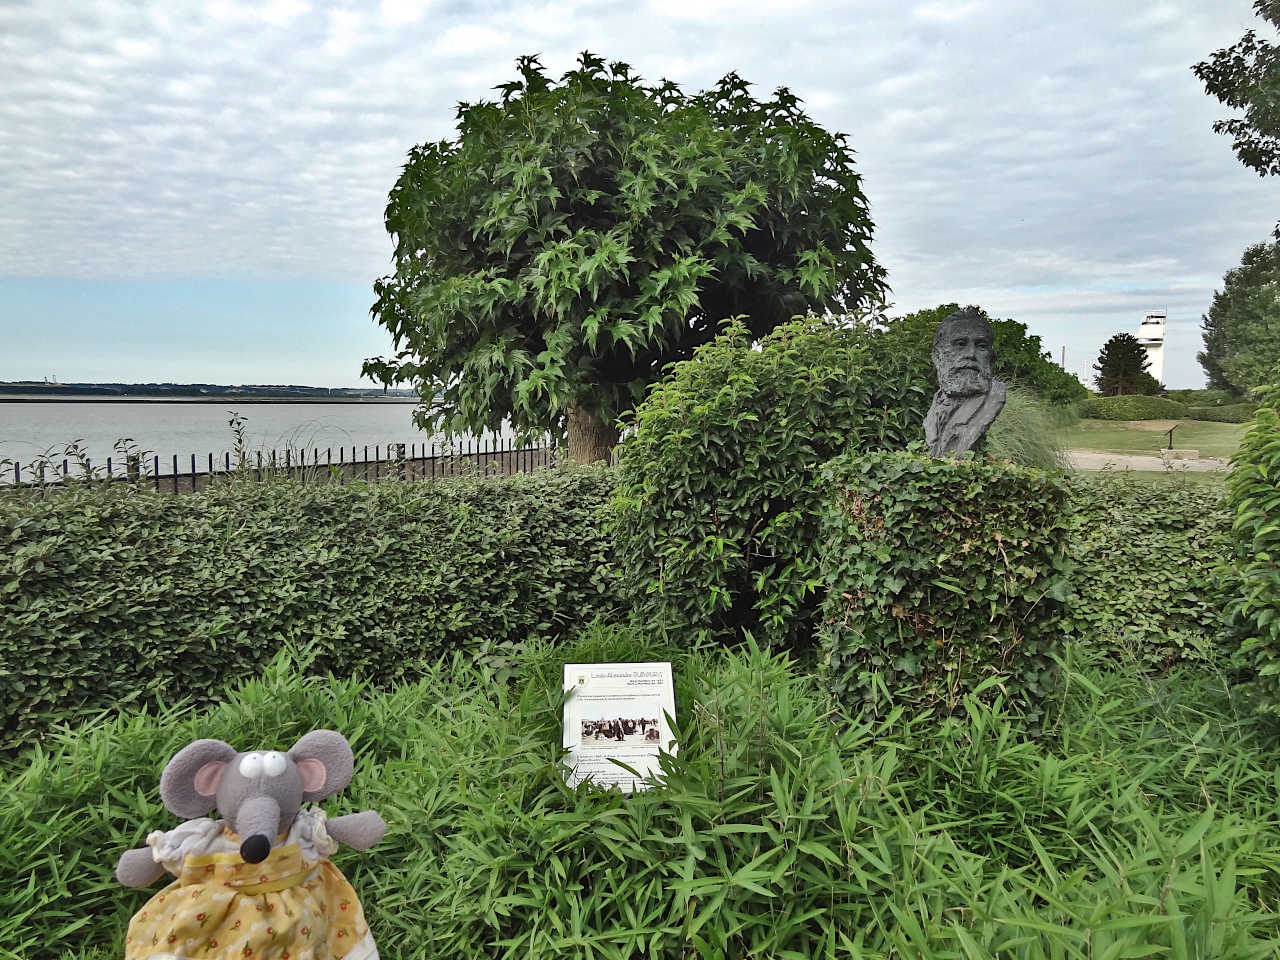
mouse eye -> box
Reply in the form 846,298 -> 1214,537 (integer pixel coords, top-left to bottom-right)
238,753 -> 264,778
262,751 -> 288,777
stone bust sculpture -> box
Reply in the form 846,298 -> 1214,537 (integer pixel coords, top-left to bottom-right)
924,307 -> 1007,457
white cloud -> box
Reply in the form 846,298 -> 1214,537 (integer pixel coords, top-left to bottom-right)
435,24 -> 511,58
0,0 -> 1272,388
379,0 -> 430,27
206,0 -> 309,26
913,0 -> 981,22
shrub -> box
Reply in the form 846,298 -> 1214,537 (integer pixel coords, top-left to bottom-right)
7,637 -> 1280,959
816,451 -> 1072,724
1061,472 -> 1232,669
0,468 -> 621,752
1225,383 -> 1280,714
612,315 -> 931,651
1167,388 -> 1241,406
1186,401 -> 1258,423
1081,394 -> 1189,420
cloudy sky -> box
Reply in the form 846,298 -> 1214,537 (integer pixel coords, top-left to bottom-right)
0,0 -> 1274,389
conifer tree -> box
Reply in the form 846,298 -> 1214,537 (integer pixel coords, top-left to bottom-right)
1093,333 -> 1158,396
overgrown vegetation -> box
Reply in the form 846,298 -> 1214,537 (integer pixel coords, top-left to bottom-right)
613,314 -> 1082,654
613,315 -> 931,652
0,468 -> 620,751
5,635 -> 1278,960
1226,382 -> 1280,715
817,451 -> 1072,724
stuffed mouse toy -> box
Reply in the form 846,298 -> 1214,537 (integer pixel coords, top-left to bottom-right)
116,729 -> 385,960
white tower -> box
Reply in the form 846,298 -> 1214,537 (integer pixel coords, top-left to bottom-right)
1137,312 -> 1166,385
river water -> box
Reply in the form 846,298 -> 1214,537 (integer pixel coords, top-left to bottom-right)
0,399 -> 518,478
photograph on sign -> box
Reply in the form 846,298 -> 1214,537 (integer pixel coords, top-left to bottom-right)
562,662 -> 677,793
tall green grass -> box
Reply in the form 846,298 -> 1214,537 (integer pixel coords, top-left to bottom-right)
986,385 -> 1072,470
4,629 -> 1278,959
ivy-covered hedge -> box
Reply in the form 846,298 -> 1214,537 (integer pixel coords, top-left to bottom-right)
1225,384 -> 1280,715
0,468 -> 621,751
1082,395 -> 1188,420
1186,402 -> 1257,423
1061,473 -> 1231,669
816,451 -> 1072,723
613,315 -> 931,651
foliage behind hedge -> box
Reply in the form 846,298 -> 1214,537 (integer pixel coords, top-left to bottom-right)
883,303 -> 1089,406
1081,394 -> 1188,420
0,468 -> 620,751
1061,473 -> 1232,668
1226,384 -> 1280,714
1186,402 -> 1258,423
817,451 -> 1072,723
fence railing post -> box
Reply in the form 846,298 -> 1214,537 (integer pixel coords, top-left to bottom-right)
395,443 -> 406,480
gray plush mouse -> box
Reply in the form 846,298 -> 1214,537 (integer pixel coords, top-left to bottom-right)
117,729 -> 385,960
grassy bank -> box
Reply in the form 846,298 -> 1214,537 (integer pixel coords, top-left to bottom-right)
1060,418 -> 1246,460
5,630 -> 1279,960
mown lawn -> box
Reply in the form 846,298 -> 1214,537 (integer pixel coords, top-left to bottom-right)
1060,418 -> 1246,460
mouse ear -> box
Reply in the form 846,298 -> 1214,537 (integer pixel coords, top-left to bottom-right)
159,739 -> 237,818
288,730 -> 354,801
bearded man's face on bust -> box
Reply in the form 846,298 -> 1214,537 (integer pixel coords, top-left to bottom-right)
933,321 -> 993,398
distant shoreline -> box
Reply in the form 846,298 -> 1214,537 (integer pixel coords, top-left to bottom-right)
0,396 -> 420,404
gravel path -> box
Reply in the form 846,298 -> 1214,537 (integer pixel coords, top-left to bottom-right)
1067,449 -> 1230,473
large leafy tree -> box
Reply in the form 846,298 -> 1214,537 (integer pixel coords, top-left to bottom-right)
1093,333 -> 1158,396
363,53 -> 885,463
1193,0 -> 1280,235
1198,241 -> 1280,394
883,303 -> 1087,405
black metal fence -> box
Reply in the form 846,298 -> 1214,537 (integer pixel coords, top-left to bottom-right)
5,435 -> 557,494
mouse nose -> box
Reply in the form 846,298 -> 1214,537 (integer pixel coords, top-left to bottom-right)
232,794 -> 282,864
240,834 -> 271,864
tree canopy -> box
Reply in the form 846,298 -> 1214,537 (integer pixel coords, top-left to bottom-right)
1198,241 -> 1280,394
363,53 -> 886,462
1193,0 -> 1280,181
1093,333 -> 1158,397
883,303 -> 1088,405
1194,0 -> 1280,238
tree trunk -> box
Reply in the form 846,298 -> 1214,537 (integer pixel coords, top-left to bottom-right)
566,403 -> 620,465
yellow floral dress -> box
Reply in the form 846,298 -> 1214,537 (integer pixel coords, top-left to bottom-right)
125,808 -> 377,960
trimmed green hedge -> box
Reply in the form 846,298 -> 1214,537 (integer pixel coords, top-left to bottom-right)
1062,473 -> 1231,669
1226,384 -> 1280,715
1082,395 -> 1188,420
1186,402 -> 1257,423
0,468 -> 621,751
817,451 -> 1072,723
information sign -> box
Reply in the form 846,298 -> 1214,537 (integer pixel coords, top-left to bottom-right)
561,662 -> 677,793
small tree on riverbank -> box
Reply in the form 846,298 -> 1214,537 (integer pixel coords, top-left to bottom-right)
363,53 -> 885,464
